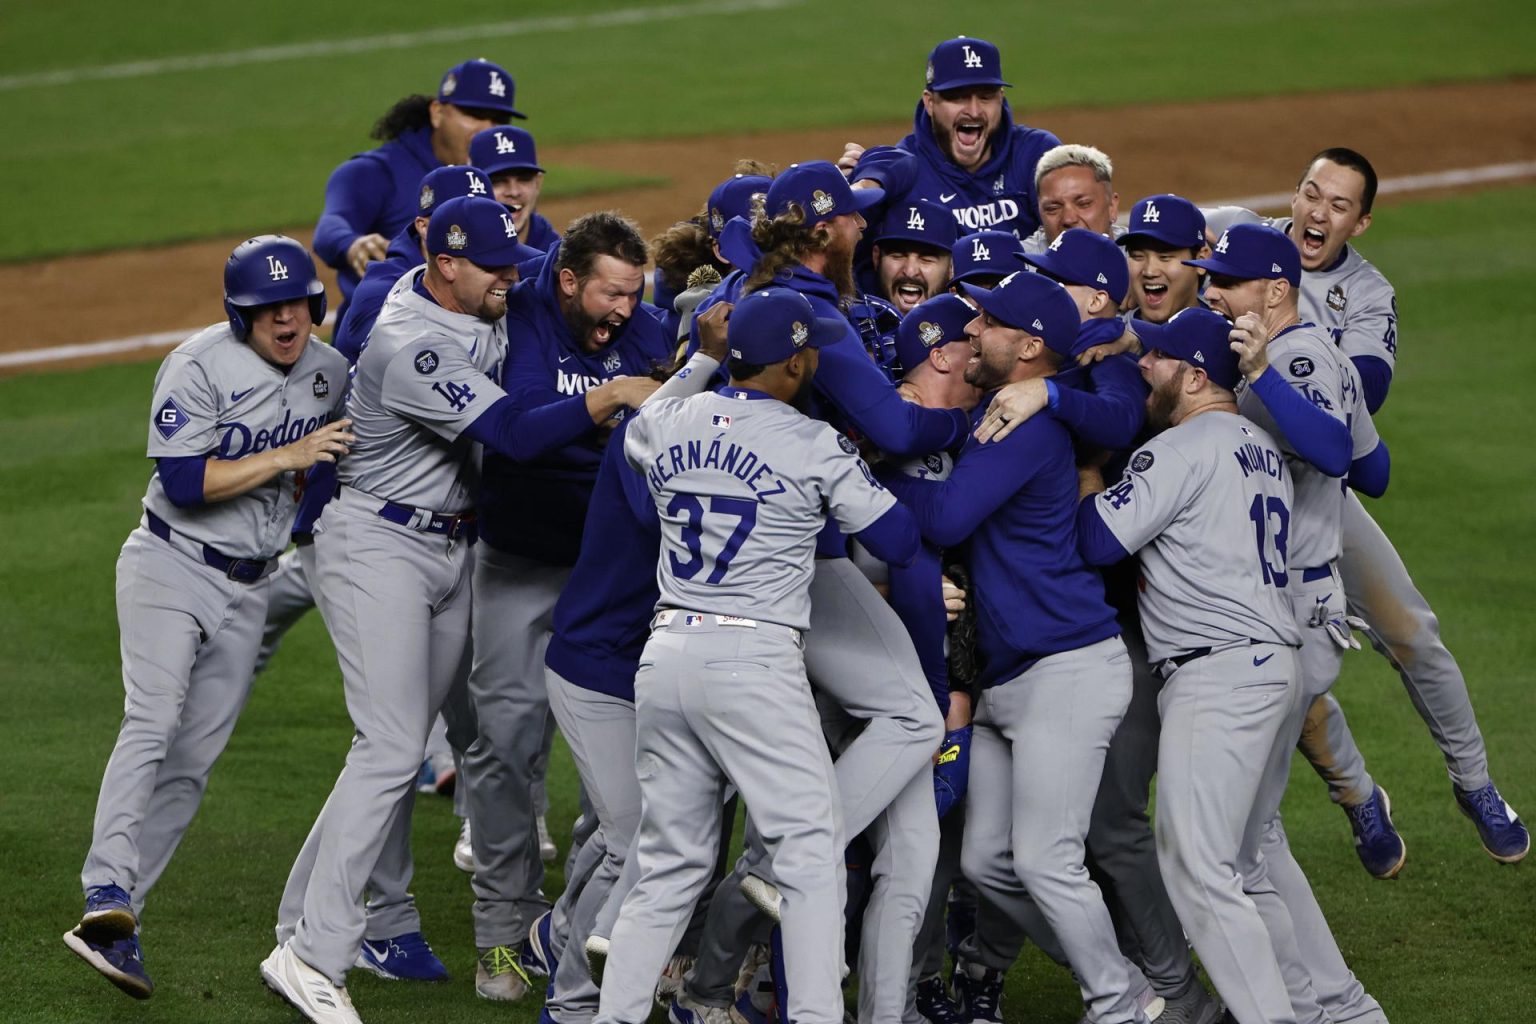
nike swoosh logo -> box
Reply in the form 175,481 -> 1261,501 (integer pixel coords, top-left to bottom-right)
231,388 -> 254,402
1253,653 -> 1275,666
558,355 -> 573,363
939,192 -> 958,203
936,744 -> 960,766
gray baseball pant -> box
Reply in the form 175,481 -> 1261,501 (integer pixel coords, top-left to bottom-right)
1155,642 -> 1303,1024
284,491 -> 473,983
1304,491 -> 1491,802
960,636 -> 1143,1024
82,528 -> 270,912
596,616 -> 845,1024
465,544 -> 565,947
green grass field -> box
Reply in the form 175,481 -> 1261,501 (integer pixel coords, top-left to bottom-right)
3,0 -> 1536,260
1,183 -> 1532,1022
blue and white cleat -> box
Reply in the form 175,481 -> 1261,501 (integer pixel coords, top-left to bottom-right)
64,926 -> 154,999
79,882 -> 137,943
1455,781 -> 1531,863
525,909 -> 557,980
670,991 -> 735,1024
354,931 -> 450,982
1344,786 -> 1407,879
915,973 -> 967,1024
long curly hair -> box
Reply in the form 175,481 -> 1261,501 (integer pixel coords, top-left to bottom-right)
371,95 -> 433,141
744,203 -> 830,293
650,218 -> 727,294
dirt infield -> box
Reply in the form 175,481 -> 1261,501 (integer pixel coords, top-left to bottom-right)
4,78 -> 1534,373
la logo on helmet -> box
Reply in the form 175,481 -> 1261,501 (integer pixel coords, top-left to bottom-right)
267,256 -> 289,281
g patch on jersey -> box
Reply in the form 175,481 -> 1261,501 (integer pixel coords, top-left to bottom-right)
312,371 -> 330,398
415,350 -> 439,375
1289,357 -> 1315,378
155,396 -> 191,440
837,434 -> 858,455
1131,450 -> 1155,473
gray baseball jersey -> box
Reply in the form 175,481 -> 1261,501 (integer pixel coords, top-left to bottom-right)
624,388 -> 895,630
340,268 -> 507,513
144,324 -> 347,558
1093,411 -> 1301,662
1275,219 -> 1399,371
1235,323 -> 1378,569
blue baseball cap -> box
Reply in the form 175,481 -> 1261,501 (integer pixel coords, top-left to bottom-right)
438,59 -> 523,119
728,287 -> 845,365
873,199 -> 959,252
764,162 -> 883,223
1118,194 -> 1207,252
894,294 -> 976,373
1131,307 -> 1241,390
1019,228 -> 1129,305
959,271 -> 1081,356
416,165 -> 492,215
707,174 -> 772,238
950,230 -> 1025,286
427,195 -> 542,265
1185,223 -> 1301,286
925,37 -> 1011,93
470,126 -> 543,176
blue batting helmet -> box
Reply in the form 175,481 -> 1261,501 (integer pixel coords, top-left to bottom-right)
223,235 -> 327,340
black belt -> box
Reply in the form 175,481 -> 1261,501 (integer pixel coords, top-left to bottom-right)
1299,565 -> 1333,583
377,500 -> 478,541
1159,639 -> 1258,679
145,511 -> 277,584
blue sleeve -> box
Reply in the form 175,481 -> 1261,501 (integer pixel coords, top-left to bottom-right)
1352,355 -> 1393,414
886,542 -> 950,716
1076,494 -> 1132,566
880,426 -> 1044,548
1348,440 -> 1390,499
156,455 -> 207,508
293,461 -> 338,535
1249,366 -> 1351,477
852,502 -> 920,567
462,393 -> 596,461
816,328 -> 966,457
1050,357 -> 1147,450
313,158 -> 390,269
851,146 -> 917,192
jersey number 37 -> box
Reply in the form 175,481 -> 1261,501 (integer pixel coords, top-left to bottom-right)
668,494 -> 758,585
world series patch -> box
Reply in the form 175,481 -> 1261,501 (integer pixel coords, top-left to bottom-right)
312,372 -> 329,398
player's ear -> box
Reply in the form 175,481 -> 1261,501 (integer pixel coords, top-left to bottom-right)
1086,290 -> 1110,317
1351,212 -> 1372,237
558,267 -> 580,299
434,253 -> 458,281
428,99 -> 446,131
922,90 -> 937,117
1192,242 -> 1211,260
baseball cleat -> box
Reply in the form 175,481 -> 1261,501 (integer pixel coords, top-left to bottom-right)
537,813 -> 558,863
353,931 -> 449,982
260,941 -> 362,1024
739,873 -> 783,922
1154,980 -> 1223,1024
525,909 -> 557,980
476,944 -> 533,1002
79,882 -> 138,944
1344,786 -> 1407,879
952,959 -> 1004,1024
670,991 -> 735,1024
584,934 -> 611,985
915,973 -> 967,1024
1455,781 -> 1531,863
453,818 -> 474,873
63,927 -> 154,999
656,953 -> 695,1005
730,987 -> 774,1024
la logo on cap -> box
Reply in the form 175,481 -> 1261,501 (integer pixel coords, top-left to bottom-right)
501,212 -> 517,238
496,134 -> 517,154
811,190 -> 835,216
971,237 -> 991,260
1215,231 -> 1230,254
489,71 -> 506,97
468,173 -> 487,196
907,207 -> 926,230
1143,202 -> 1161,223
962,44 -> 984,68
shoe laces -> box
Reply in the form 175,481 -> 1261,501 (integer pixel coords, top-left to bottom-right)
1462,784 -> 1513,825
87,883 -> 131,907
389,932 -> 435,960
481,944 -> 532,986
1347,794 -> 1386,841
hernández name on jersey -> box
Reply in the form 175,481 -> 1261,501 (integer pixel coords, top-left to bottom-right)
641,432 -> 788,503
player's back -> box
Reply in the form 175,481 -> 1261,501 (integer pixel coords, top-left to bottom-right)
625,388 -> 894,631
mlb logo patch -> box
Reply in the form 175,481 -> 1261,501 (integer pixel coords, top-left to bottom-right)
711,414 -> 732,429
154,396 -> 190,440
684,614 -> 705,627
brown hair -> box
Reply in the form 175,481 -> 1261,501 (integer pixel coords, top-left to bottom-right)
744,203 -> 833,294
650,218 -> 726,293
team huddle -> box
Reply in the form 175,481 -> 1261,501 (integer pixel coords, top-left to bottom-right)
66,37 -> 1529,1024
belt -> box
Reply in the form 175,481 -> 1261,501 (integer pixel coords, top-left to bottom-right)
1299,565 -> 1333,583
651,608 -> 801,644
145,511 -> 278,584
1158,639 -> 1256,680
376,500 -> 478,541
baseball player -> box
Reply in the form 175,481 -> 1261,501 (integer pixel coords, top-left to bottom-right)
595,286 -> 922,1024
1075,307 -> 1306,1024
948,229 -> 1026,291
314,59 -> 520,325
845,37 -> 1060,239
1197,223 -> 1390,1024
66,236 -> 350,1000
1022,144 -> 1123,253
259,196 -> 542,1024
1119,194 -> 1211,325
462,211 -> 671,1000
866,199 -> 957,316
469,125 -> 561,251
880,272 -> 1161,1024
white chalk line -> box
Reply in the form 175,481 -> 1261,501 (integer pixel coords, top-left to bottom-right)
0,0 -> 803,91
5,159 -> 1535,372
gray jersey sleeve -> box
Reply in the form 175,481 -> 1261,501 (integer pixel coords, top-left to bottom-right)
381,336 -> 507,442
147,351 -> 221,458
1331,262 -> 1397,370
813,426 -> 897,537
1342,357 -> 1380,459
1093,436 -> 1198,556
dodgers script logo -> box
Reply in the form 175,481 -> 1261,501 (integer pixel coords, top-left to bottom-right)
218,408 -> 332,459
267,255 -> 289,281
